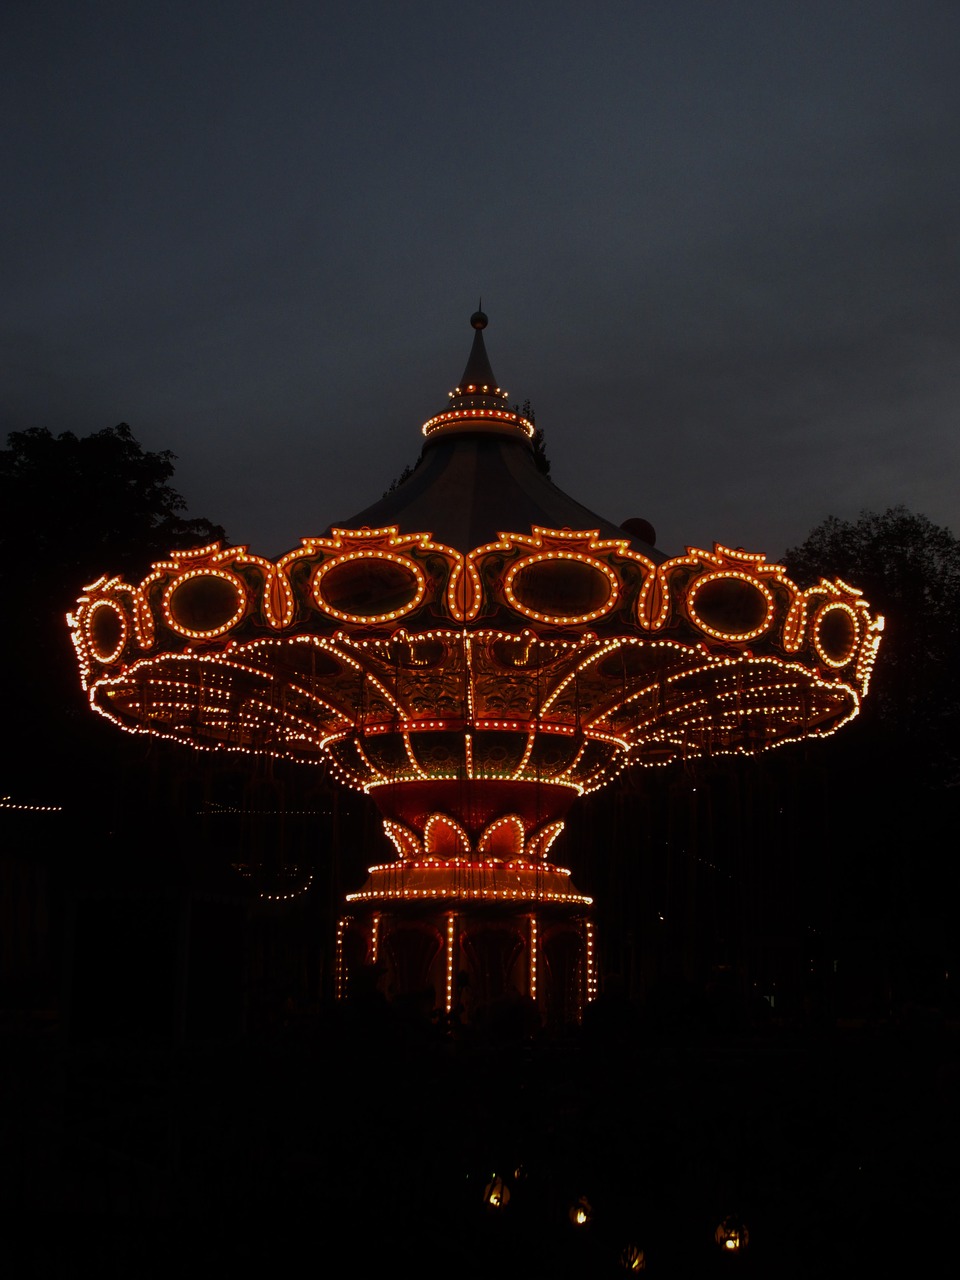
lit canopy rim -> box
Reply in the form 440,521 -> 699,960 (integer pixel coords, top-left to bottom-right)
66,311 -> 883,839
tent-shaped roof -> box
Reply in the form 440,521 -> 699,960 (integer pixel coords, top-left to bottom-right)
329,311 -> 662,559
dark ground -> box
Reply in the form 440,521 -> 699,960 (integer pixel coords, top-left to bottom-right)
3,993 -> 958,1278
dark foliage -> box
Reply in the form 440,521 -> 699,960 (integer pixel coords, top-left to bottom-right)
514,399 -> 551,477
1,424 -> 227,803
772,506 -> 960,1011
384,460 -> 417,496
531,426 -> 550,477
1,423 -> 226,589
784,504 -> 960,787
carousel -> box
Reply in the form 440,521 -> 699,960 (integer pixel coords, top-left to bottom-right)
68,311 -> 883,1029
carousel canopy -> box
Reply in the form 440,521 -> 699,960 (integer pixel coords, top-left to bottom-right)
331,309 -> 658,557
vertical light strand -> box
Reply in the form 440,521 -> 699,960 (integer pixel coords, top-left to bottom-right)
584,918 -> 597,1009
445,912 -> 457,1014
529,914 -> 539,1001
335,916 -> 348,1001
371,911 -> 381,964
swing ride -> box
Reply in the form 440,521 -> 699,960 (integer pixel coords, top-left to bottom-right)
67,311 -> 883,1025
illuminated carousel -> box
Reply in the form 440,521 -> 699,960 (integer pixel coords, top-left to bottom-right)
68,312 -> 882,1028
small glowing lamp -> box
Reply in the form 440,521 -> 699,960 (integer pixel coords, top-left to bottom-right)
715,1214 -> 749,1252
483,1174 -> 511,1210
619,1241 -> 646,1271
569,1194 -> 594,1227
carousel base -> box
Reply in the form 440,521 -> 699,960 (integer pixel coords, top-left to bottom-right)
336,857 -> 597,1032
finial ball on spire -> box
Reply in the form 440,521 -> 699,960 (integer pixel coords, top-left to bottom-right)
470,310 -> 488,330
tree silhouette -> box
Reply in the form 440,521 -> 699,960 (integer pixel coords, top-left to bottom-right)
2,423 -> 225,584
514,399 -> 551,477
784,504 -> 960,787
384,461 -> 416,495
781,506 -> 960,1011
1,424 -> 227,800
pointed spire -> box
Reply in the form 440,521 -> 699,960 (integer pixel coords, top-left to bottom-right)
458,309 -> 497,391
421,310 -> 535,446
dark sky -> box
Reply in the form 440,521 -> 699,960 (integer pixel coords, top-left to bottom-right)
4,0 -> 959,561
